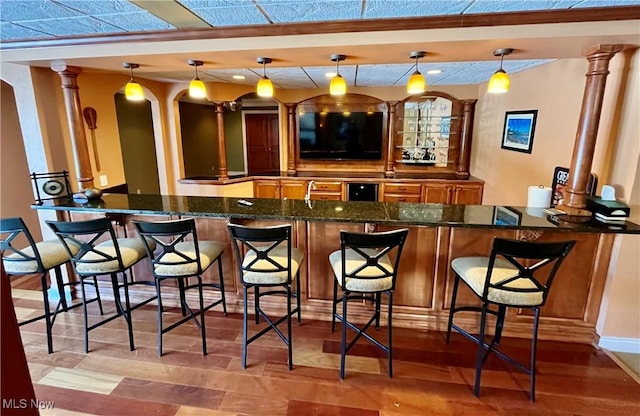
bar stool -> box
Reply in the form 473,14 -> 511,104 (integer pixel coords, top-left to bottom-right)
133,218 -> 227,356
329,228 -> 409,379
227,223 -> 304,370
47,217 -> 157,353
1,217 -> 102,354
446,237 -> 576,401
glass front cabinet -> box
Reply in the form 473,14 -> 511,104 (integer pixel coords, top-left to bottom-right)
391,92 -> 476,177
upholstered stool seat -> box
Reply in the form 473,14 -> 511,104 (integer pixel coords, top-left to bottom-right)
330,228 -> 409,379
2,217 -> 98,354
446,237 -> 576,401
47,218 -> 158,353
134,219 -> 227,357
228,223 -> 303,371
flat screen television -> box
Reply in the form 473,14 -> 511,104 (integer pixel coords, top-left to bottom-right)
298,111 -> 384,160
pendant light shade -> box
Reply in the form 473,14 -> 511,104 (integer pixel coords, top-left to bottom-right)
256,57 -> 274,98
329,54 -> 346,96
122,62 -> 144,101
487,48 -> 514,94
406,51 -> 427,94
188,59 -> 207,99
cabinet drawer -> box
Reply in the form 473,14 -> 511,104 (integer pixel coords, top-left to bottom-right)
310,192 -> 342,201
313,181 -> 342,192
384,194 -> 421,203
384,183 -> 422,195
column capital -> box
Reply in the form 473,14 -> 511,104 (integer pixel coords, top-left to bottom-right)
582,44 -> 625,58
50,63 -> 82,75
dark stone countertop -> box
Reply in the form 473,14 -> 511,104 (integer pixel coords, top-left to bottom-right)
34,194 -> 640,234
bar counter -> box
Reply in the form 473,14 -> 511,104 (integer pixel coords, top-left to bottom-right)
35,194 -> 640,345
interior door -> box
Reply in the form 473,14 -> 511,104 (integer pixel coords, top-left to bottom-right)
245,113 -> 280,174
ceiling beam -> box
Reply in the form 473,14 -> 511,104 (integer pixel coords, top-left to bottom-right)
130,0 -> 211,29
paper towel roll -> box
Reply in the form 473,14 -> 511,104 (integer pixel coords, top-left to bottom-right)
527,185 -> 552,208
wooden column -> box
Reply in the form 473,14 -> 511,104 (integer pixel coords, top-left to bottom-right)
51,64 -> 94,190
385,101 -> 397,176
286,104 -> 297,174
457,99 -> 477,177
215,103 -> 229,180
561,44 -> 623,214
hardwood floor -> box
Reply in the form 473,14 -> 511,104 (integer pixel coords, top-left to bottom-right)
9,277 -> 640,416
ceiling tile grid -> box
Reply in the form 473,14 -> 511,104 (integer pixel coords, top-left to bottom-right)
0,22 -> 49,40
177,0 -> 269,26
363,0 -> 471,19
257,1 -> 362,23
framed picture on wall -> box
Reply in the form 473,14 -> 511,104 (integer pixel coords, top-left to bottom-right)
501,110 -> 538,154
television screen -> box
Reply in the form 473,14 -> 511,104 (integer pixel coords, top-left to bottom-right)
298,111 -> 384,160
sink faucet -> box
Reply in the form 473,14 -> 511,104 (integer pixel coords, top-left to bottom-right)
304,180 -> 317,204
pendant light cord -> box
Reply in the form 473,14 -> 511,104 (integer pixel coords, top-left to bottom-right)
129,66 -> 135,81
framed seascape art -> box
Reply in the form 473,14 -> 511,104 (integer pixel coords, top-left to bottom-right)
501,110 -> 538,154
493,206 -> 522,226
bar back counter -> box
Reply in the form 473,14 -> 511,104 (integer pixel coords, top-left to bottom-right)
36,193 -> 640,345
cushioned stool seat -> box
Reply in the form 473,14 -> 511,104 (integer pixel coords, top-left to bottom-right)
228,223 -> 303,371
446,237 -> 576,401
134,219 -> 227,357
2,217 -> 94,354
47,217 -> 158,353
329,228 -> 409,379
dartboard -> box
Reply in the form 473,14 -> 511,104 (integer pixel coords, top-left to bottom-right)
42,179 -> 65,196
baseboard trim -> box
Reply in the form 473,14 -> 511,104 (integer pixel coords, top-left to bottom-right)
599,336 -> 640,353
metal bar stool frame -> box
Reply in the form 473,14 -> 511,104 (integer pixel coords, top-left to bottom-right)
133,218 -> 227,357
47,217 -> 157,353
446,237 -> 576,401
330,228 -> 409,379
227,223 -> 303,371
1,217 -> 102,354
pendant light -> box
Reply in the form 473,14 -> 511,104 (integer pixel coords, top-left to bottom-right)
188,59 -> 206,99
122,62 -> 144,101
329,54 -> 346,96
487,48 -> 514,94
256,57 -> 274,98
406,51 -> 427,94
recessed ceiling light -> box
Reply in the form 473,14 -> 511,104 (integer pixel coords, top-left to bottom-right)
232,75 -> 246,80
325,72 -> 336,78
427,69 -> 442,75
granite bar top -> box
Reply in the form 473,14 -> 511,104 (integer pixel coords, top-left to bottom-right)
34,194 -> 640,234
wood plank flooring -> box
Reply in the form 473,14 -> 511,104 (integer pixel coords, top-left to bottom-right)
8,277 -> 640,416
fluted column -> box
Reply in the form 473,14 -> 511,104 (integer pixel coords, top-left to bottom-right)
215,103 -> 229,180
286,104 -> 297,174
561,44 -> 623,214
51,64 -> 94,190
457,99 -> 477,177
385,101 -> 397,176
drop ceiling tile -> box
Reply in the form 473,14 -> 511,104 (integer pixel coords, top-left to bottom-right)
18,16 -> 124,37
0,0 -> 82,22
182,6 -> 268,26
302,65 -> 358,87
178,0 -> 255,7
572,0 -> 640,7
92,12 -> 175,31
364,0 -> 470,18
355,63 -> 408,86
0,22 -> 51,40
54,0 -> 143,15
463,1 -> 570,14
258,1 -> 361,23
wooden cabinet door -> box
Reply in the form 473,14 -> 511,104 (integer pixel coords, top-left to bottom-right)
254,180 -> 279,199
422,183 -> 452,203
281,180 -> 306,200
453,184 -> 483,204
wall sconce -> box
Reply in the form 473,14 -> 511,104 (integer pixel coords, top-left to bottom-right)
487,48 -> 514,94
188,59 -> 206,99
329,54 -> 346,96
256,57 -> 274,98
122,62 -> 144,101
406,51 -> 427,94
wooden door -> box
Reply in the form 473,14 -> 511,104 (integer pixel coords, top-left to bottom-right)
254,180 -> 279,198
422,183 -> 452,203
452,184 -> 483,204
245,113 -> 280,174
